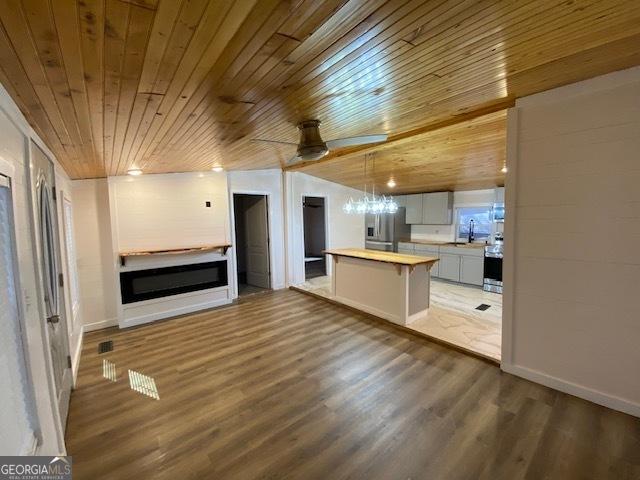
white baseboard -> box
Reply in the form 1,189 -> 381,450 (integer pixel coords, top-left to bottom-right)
502,362 -> 640,418
83,317 -> 118,332
72,326 -> 84,387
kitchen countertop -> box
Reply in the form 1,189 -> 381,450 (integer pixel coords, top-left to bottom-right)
324,248 -> 438,266
398,239 -> 486,249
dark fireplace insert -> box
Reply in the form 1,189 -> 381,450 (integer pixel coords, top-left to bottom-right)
120,261 -> 227,304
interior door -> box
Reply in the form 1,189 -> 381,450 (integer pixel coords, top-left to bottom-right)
29,142 -> 72,426
245,195 -> 270,289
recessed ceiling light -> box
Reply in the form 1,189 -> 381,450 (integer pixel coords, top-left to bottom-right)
501,165 -> 508,173
212,166 -> 224,172
387,178 -> 396,188
127,168 -> 143,176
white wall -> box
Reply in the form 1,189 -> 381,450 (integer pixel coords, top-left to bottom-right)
109,172 -> 230,252
411,189 -> 495,242
72,179 -> 118,332
227,169 -> 286,294
286,172 -> 365,285
502,66 -> 640,417
0,84 -> 75,454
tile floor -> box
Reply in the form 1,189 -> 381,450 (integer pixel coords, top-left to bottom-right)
296,275 -> 502,361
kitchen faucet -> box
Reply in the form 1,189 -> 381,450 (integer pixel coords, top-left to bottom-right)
468,219 -> 475,243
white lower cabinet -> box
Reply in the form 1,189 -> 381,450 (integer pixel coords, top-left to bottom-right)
438,254 -> 460,282
414,245 -> 439,278
396,242 -> 485,286
397,242 -> 415,257
460,255 -> 484,286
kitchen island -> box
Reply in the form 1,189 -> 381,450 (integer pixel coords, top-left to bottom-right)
324,248 -> 438,326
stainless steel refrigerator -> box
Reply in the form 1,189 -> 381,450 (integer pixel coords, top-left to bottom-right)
365,207 -> 411,252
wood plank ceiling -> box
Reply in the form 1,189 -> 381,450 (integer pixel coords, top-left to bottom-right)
1,0 -> 639,192
299,109 -> 507,194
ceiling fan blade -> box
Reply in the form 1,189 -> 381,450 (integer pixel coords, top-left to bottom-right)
251,138 -> 298,146
326,134 -> 388,150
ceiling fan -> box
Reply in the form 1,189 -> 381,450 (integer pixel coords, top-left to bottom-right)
251,120 -> 387,165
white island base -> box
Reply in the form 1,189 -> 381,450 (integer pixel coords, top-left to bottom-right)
326,249 -> 438,326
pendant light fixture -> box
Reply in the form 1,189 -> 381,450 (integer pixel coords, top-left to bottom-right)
343,152 -> 398,214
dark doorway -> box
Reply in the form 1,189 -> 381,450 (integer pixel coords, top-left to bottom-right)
233,194 -> 271,296
303,196 -> 327,280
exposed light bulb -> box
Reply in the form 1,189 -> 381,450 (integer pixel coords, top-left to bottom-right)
501,165 -> 508,173
343,194 -> 398,215
212,166 -> 224,172
387,178 -> 396,188
127,168 -> 143,176
343,199 -> 354,214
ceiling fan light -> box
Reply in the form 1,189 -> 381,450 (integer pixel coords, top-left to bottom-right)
297,147 -> 328,161
296,120 -> 328,160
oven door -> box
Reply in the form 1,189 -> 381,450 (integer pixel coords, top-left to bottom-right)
483,255 -> 503,284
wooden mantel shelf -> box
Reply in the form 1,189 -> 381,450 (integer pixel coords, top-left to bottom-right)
119,244 -> 231,266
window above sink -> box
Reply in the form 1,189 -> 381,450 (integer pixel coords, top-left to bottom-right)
456,206 -> 493,242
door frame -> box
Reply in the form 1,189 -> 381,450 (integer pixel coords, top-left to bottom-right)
229,190 -> 275,299
300,194 -> 329,282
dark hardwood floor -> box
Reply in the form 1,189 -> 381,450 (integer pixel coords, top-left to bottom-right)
66,290 -> 640,479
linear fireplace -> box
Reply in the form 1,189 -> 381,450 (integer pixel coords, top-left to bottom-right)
120,261 -> 228,304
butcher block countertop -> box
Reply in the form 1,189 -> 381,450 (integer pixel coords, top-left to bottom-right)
324,248 -> 438,266
398,239 -> 486,249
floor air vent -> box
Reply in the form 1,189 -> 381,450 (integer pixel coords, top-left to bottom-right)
98,340 -> 113,354
475,304 -> 491,311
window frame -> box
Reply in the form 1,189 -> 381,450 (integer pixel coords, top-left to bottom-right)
455,204 -> 494,243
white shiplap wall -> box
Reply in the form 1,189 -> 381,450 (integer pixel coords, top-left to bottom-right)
109,172 -> 230,251
502,66 -> 640,417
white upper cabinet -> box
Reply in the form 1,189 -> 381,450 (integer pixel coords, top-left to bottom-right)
398,191 -> 453,224
422,191 -> 453,225
404,194 -> 423,224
